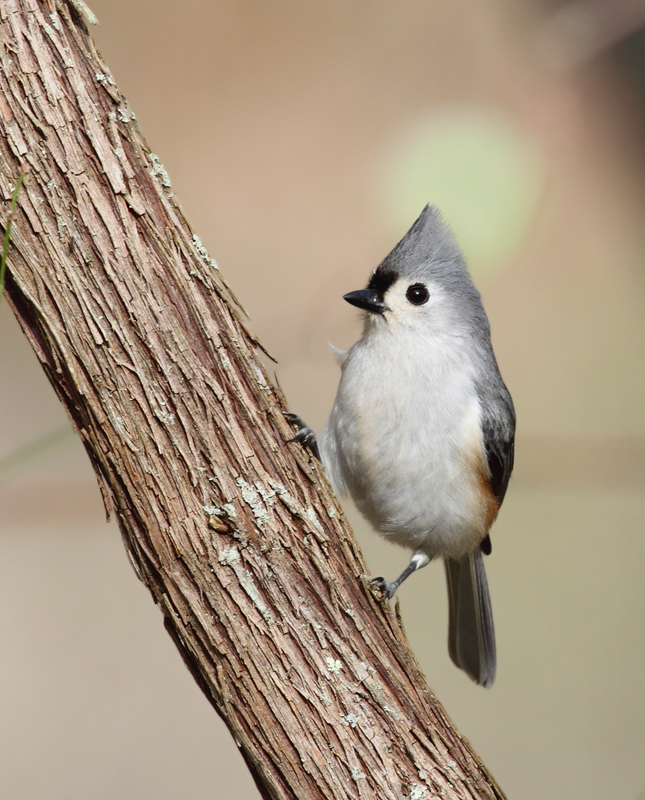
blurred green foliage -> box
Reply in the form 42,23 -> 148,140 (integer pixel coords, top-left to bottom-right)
0,425 -> 75,483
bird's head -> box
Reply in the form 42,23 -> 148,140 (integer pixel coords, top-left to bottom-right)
344,206 -> 486,338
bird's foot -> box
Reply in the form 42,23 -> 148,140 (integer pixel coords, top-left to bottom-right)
284,413 -> 321,461
371,577 -> 398,600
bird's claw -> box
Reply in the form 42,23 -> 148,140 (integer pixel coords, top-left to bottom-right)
371,577 -> 397,600
284,412 -> 306,428
288,427 -> 317,449
284,412 -> 321,461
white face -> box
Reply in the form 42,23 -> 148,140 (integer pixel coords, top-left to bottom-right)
379,276 -> 447,331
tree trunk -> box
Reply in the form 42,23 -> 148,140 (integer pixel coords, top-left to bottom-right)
0,2 -> 507,798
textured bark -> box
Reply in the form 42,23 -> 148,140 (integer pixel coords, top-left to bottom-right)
0,2 -> 507,799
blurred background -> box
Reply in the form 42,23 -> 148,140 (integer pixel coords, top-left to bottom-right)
1,0 -> 645,797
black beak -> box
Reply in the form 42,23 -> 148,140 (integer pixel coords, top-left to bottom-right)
343,289 -> 386,315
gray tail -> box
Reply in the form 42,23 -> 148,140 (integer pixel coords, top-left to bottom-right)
444,548 -> 496,688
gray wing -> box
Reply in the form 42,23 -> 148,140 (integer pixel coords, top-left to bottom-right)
478,378 -> 515,506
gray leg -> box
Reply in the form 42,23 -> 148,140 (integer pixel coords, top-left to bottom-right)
372,550 -> 431,599
284,412 -> 320,461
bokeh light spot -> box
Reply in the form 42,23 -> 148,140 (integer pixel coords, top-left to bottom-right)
377,106 -> 543,276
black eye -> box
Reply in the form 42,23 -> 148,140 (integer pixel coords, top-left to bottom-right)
406,283 -> 429,305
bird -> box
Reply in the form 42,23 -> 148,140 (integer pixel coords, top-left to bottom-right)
286,205 -> 515,687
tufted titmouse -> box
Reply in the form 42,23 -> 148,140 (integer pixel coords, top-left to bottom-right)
287,206 -> 515,687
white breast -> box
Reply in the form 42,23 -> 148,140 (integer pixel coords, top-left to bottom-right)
320,327 -> 490,559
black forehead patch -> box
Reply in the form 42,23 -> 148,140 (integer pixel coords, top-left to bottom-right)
367,267 -> 398,298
